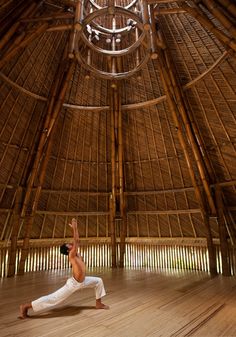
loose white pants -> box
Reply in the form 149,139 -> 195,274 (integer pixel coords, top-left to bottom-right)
32,276 -> 106,312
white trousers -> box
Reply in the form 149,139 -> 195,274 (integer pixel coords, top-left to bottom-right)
32,276 -> 106,312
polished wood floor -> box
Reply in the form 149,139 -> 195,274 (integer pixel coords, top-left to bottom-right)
1,268 -> 236,337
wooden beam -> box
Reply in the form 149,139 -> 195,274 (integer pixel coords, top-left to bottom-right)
0,1 -> 38,51
0,0 -> 31,37
162,47 -> 217,215
18,58 -> 75,275
20,13 -> 74,23
0,22 -> 49,69
157,47 -> 217,275
0,49 -> 228,110
182,3 -> 236,54
1,179 -> 236,197
216,0 -> 236,18
201,0 -> 236,39
128,209 -> 201,215
154,8 -> 186,15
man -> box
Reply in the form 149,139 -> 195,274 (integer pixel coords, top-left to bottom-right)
19,218 -> 109,319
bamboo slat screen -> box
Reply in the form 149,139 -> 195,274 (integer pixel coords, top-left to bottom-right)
1,240 -> 236,277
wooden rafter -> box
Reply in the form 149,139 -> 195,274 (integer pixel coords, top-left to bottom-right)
157,40 -> 218,274
7,40 -> 75,275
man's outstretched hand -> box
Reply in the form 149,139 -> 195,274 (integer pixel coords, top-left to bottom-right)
69,218 -> 77,228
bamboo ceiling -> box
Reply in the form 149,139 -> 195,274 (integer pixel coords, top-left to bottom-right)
0,0 -> 235,244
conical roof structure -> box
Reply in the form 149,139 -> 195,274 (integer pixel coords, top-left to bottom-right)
0,0 -> 235,277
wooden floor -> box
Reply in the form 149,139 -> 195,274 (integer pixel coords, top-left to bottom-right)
1,268 -> 236,337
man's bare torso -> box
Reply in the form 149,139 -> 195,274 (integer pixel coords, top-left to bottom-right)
69,253 -> 86,282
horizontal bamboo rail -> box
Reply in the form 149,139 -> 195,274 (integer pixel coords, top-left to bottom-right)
20,13 -> 74,23
0,179 -> 235,197
154,8 -> 186,15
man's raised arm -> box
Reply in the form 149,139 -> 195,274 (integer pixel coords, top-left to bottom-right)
69,218 -> 79,256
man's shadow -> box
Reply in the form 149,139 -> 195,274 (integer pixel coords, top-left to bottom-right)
30,305 -> 95,318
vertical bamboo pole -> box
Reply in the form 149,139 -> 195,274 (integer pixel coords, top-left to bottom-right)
68,0 -> 83,58
109,195 -> 117,267
74,0 -> 83,31
203,215 -> 217,275
140,0 -> 151,30
135,27 -> 141,67
215,185 -> 231,276
110,86 -> 117,268
111,86 -> 117,217
117,84 -> 127,268
117,87 -> 124,216
7,187 -> 23,276
149,4 -> 158,59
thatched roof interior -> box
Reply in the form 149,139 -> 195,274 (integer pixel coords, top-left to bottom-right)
0,0 -> 235,248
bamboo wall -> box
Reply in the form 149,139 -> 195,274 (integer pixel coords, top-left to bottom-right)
1,239 -> 235,278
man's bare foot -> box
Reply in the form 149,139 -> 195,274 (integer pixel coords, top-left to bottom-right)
18,304 -> 30,319
96,303 -> 110,309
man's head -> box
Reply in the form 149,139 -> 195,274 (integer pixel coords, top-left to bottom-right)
60,243 -> 72,255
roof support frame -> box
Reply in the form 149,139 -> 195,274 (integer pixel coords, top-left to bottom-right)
7,43 -> 75,276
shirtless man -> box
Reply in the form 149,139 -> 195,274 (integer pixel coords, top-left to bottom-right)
19,218 -> 109,319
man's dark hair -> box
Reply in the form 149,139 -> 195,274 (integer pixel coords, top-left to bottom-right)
60,243 -> 69,256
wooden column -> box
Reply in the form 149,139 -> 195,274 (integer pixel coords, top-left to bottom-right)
110,85 -> 117,268
17,58 -> 75,275
109,81 -> 127,268
215,185 -> 231,276
140,0 -> 151,30
117,85 -> 127,268
68,0 -> 83,58
109,195 -> 117,268
149,4 -> 158,59
119,217 -> 127,268
203,215 -> 217,276
7,187 -> 23,276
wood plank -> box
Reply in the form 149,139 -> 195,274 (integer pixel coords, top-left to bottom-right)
0,269 -> 236,336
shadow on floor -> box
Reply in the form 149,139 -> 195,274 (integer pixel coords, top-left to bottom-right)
29,305 -> 95,318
